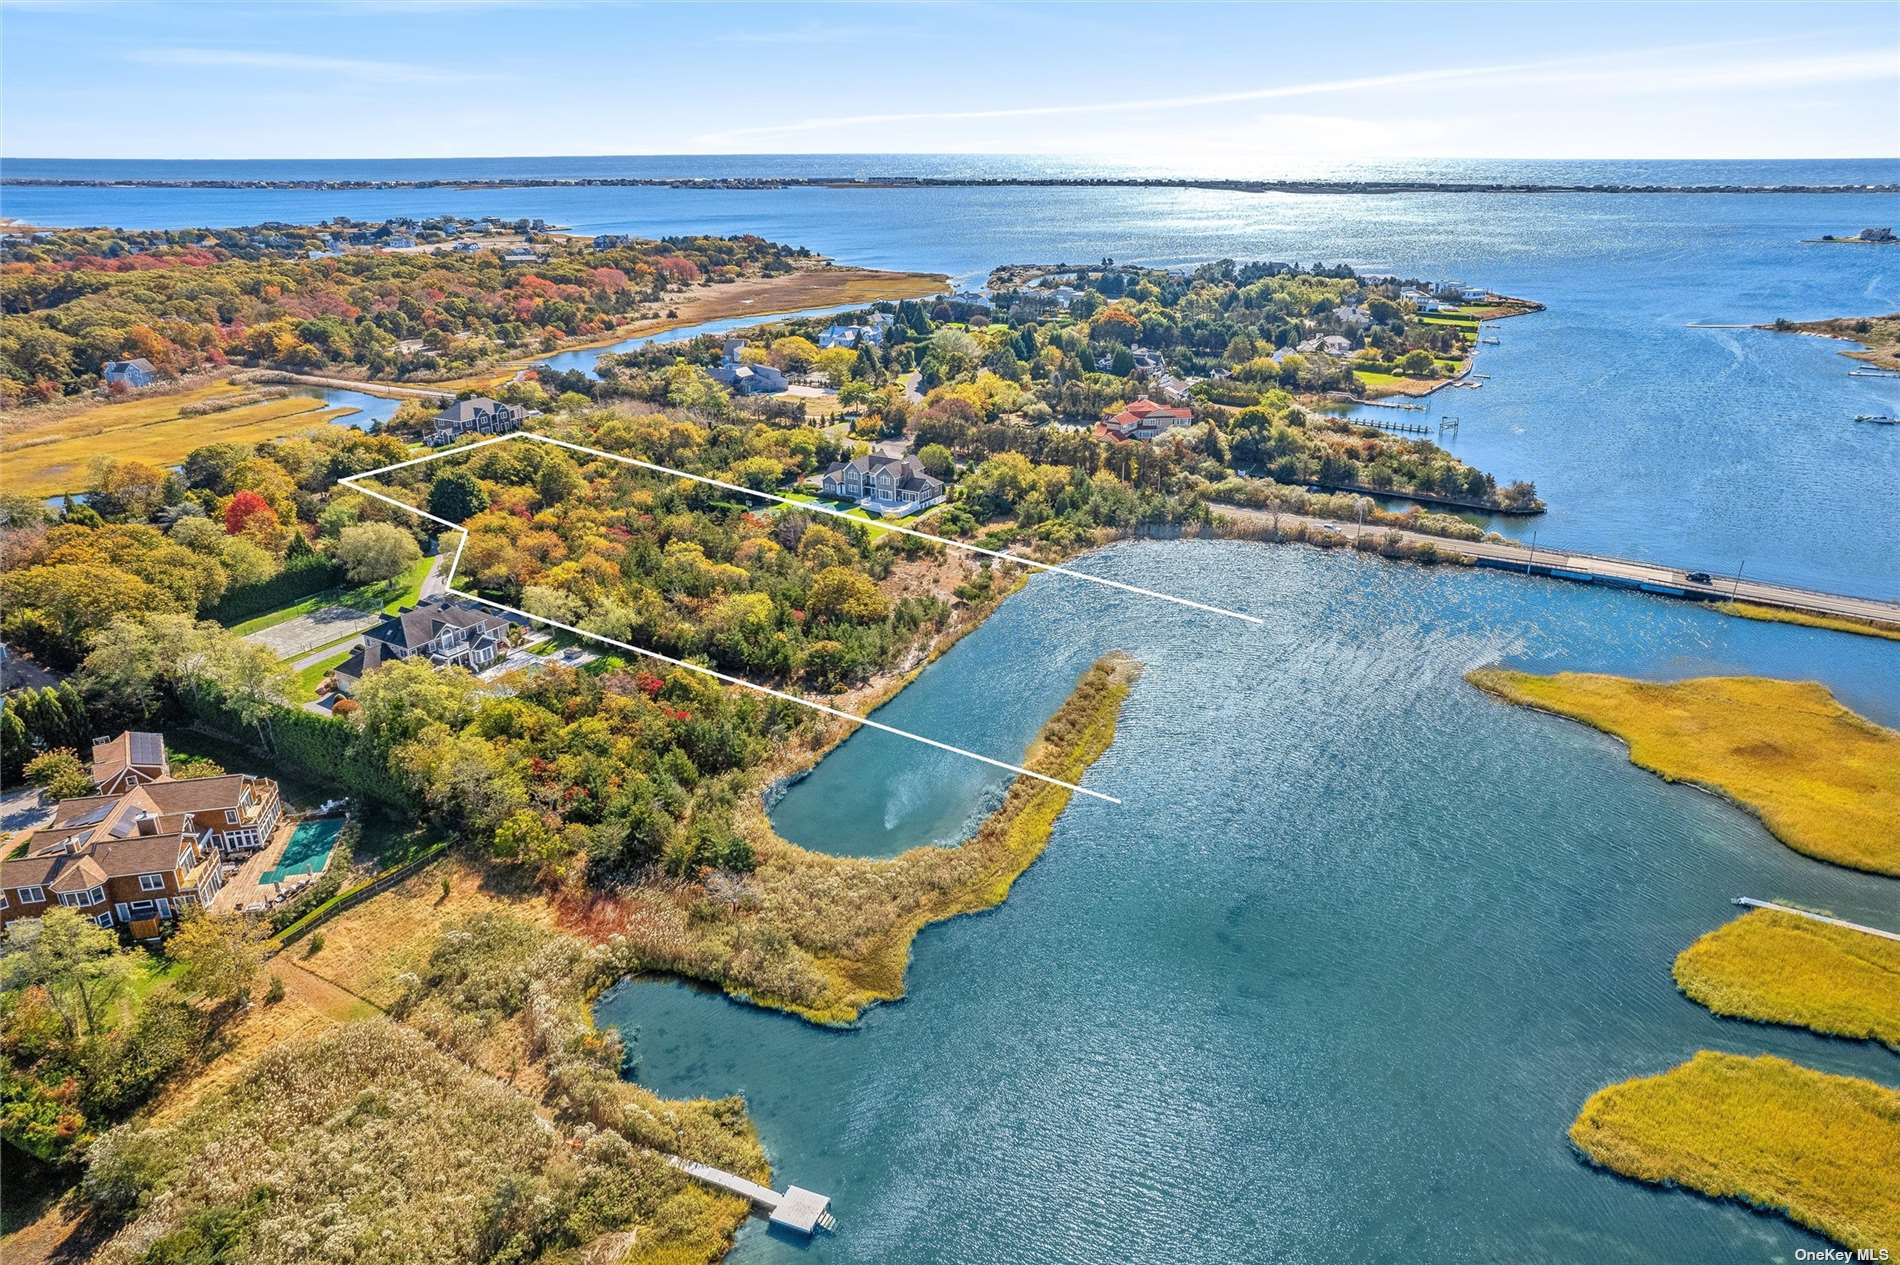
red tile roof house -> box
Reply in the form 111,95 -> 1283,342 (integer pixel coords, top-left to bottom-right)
1094,396 -> 1194,441
0,732 -> 282,935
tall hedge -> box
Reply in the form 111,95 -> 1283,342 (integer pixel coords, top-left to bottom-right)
183,691 -> 413,810
206,554 -> 340,625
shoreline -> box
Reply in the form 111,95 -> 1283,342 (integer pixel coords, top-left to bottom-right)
7,176 -> 1896,195
1756,312 -> 1900,373
1464,669 -> 1900,878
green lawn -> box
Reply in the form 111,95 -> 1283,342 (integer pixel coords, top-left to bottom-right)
230,556 -> 434,635
291,647 -> 357,699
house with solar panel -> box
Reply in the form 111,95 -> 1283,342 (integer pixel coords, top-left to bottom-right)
0,731 -> 282,934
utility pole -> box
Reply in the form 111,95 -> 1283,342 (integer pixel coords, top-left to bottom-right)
1731,558 -> 1746,600
1524,529 -> 1538,574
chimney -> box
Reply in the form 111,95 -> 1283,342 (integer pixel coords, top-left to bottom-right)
136,815 -> 158,836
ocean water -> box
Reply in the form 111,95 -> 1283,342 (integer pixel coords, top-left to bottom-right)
600,539 -> 1899,1265
5,157 -> 1896,595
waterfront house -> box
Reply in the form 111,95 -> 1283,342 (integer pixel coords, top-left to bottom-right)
710,340 -> 789,395
819,453 -> 946,515
0,730 -> 284,933
592,234 -> 630,249
1096,396 -> 1193,441
818,324 -> 865,350
1318,334 -> 1354,357
952,290 -> 992,308
333,596 -> 514,694
429,396 -> 529,445
502,248 -> 544,265
101,358 -> 159,390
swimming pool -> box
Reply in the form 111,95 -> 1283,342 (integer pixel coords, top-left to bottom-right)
263,817 -> 344,885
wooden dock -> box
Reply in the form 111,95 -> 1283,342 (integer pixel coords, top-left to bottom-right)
1732,898 -> 1900,944
1351,415 -> 1433,436
1210,504 -> 1900,626
668,1157 -> 836,1235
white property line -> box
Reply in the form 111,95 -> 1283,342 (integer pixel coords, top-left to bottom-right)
337,429 -> 1288,804
1732,898 -> 1900,944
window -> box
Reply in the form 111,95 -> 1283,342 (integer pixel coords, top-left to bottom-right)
140,873 -> 167,892
0,892 -> 7,909
225,809 -> 237,824
94,914 -> 113,928
86,886 -> 105,906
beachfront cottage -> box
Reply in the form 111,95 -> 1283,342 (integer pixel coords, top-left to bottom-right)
0,731 -> 284,933
101,358 -> 159,390
1096,396 -> 1193,441
709,340 -> 789,395
333,595 -> 514,694
429,396 -> 528,445
819,453 -> 946,515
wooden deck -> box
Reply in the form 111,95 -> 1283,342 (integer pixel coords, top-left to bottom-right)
208,818 -> 306,914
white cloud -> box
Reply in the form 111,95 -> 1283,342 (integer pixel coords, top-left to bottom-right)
127,47 -> 471,84
691,38 -> 1899,146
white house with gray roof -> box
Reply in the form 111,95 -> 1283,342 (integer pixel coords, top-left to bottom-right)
819,453 -> 946,516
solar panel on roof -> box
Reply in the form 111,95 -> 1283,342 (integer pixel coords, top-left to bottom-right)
71,803 -> 114,826
129,732 -> 164,766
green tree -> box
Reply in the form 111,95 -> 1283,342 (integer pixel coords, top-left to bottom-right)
0,909 -> 134,1039
23,748 -> 94,800
168,911 -> 266,1006
917,443 -> 954,479
334,522 -> 421,583
428,471 -> 489,523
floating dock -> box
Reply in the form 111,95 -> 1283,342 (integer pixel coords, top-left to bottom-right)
669,1157 -> 837,1235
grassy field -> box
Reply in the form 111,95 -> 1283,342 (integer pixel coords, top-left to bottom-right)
290,646 -> 356,698
1674,909 -> 1900,1049
230,555 -> 433,634
1715,600 -> 1900,642
1467,669 -> 1900,876
1352,368 -> 1452,397
1,379 -> 364,497
1570,1052 -> 1900,1252
437,264 -> 950,392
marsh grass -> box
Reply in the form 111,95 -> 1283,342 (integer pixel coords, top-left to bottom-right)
1569,1052 -> 1900,1252
1,381 -> 360,497
1466,669 -> 1900,876
1674,910 -> 1900,1050
1714,600 -> 1900,642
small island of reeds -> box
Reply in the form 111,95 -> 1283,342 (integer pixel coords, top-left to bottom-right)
1465,670 -> 1900,877
1674,908 -> 1900,1050
1569,1052 -> 1900,1253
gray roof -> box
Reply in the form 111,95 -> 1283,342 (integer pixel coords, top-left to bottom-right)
361,596 -> 511,656
823,453 -> 944,496
436,397 -> 512,424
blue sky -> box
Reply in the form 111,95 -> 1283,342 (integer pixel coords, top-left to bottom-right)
2,1 -> 1897,161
